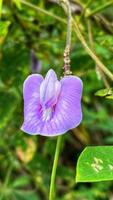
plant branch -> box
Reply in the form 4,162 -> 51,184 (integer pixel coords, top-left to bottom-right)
72,18 -> 113,81
59,0 -> 72,75
87,19 -> 110,88
49,135 -> 63,200
86,1 -> 113,17
21,0 -> 66,23
60,0 -> 72,48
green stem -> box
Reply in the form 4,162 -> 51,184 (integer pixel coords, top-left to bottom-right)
62,0 -> 72,48
20,0 -> 66,23
87,1 -> 113,17
72,18 -> 113,81
60,0 -> 72,74
87,19 -> 110,88
49,135 -> 63,200
78,0 -> 92,21
85,0 -> 92,8
0,0 -> 3,19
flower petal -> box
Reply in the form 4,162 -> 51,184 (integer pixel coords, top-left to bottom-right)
23,74 -> 43,100
21,74 -> 43,134
55,75 -> 83,132
40,69 -> 61,108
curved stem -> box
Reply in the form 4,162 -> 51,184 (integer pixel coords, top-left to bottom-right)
72,18 -> 113,81
87,19 -> 110,88
86,1 -> 113,18
21,0 -> 66,23
49,135 -> 63,200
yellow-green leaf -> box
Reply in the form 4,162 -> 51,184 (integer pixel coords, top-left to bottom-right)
95,88 -> 113,97
0,21 -> 11,37
0,0 -> 3,18
12,0 -> 21,10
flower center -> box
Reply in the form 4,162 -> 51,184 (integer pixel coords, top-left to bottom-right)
42,107 -> 53,121
39,69 -> 61,122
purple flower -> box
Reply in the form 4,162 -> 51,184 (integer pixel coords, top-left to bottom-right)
21,69 -> 83,136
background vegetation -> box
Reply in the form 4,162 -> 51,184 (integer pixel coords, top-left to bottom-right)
1,0 -> 113,199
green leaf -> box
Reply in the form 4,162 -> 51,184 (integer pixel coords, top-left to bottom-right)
0,21 -> 11,37
11,176 -> 30,188
76,146 -> 113,182
12,0 -> 21,10
13,190 -> 40,200
106,95 -> 113,99
95,88 -> 113,97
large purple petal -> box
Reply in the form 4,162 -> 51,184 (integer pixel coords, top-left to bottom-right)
21,74 -> 43,134
54,76 -> 83,133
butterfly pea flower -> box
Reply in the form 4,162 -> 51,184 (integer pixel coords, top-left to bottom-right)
21,69 -> 83,136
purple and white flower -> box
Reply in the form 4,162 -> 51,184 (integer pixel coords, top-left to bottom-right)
21,69 -> 83,136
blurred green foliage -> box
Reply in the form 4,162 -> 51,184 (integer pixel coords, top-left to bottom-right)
0,0 -> 113,199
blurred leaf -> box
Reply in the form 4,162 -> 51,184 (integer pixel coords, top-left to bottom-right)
12,0 -> 21,10
76,146 -> 113,182
16,138 -> 36,163
11,176 -> 30,188
95,88 -> 113,97
0,21 -> 11,37
0,89 -> 19,129
13,190 -> 40,200
106,95 -> 113,99
0,21 -> 11,44
58,165 -> 75,183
